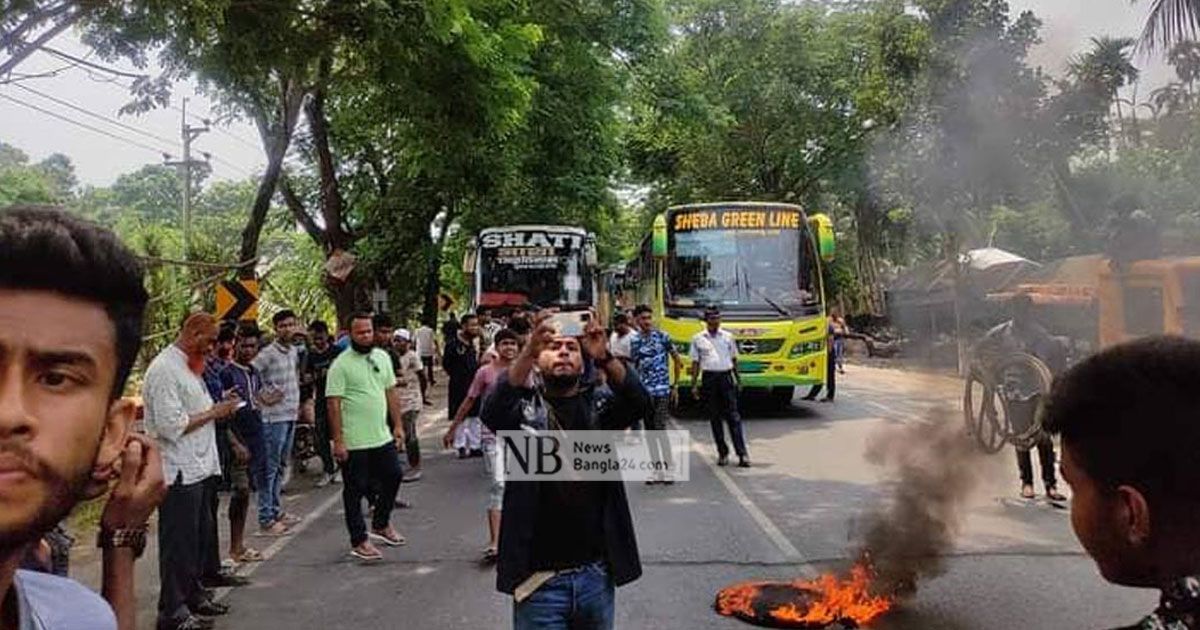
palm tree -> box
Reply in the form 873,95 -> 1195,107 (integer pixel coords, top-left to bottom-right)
1069,37 -> 1141,144
1139,0 -> 1200,52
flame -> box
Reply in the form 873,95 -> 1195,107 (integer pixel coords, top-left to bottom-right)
716,563 -> 894,628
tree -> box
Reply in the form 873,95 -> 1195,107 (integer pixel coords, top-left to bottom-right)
1138,0 -> 1200,52
0,140 -> 52,206
0,1 -> 85,76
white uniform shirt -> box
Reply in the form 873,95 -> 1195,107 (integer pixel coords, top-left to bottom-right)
690,328 -> 738,372
141,345 -> 221,485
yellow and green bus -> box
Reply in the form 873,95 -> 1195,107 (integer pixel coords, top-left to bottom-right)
623,202 -> 835,405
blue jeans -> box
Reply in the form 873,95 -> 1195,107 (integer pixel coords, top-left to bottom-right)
259,421 -> 294,527
513,562 -> 614,630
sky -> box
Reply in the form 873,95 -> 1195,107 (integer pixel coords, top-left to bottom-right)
0,1 -> 1179,187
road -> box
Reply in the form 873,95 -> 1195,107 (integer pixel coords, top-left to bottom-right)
163,365 -> 1155,629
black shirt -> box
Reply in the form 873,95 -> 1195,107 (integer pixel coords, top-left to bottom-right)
530,396 -> 607,571
305,346 -> 342,407
443,334 -> 479,412
480,367 -> 651,594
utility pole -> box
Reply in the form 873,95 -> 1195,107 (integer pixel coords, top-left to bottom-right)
164,97 -> 210,260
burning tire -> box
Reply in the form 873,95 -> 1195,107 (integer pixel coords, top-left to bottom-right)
715,564 -> 894,629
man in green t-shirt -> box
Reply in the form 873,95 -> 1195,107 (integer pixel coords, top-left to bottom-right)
325,312 -> 408,561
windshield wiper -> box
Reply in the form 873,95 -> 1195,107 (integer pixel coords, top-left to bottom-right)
739,262 -> 790,318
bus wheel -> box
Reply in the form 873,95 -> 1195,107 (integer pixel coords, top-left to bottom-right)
770,386 -> 795,407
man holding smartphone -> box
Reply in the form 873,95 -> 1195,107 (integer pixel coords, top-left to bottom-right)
481,310 -> 650,630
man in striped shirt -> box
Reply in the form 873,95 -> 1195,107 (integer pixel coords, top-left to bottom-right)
252,310 -> 302,535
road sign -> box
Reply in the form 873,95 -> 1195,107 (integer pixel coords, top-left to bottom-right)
216,278 -> 259,321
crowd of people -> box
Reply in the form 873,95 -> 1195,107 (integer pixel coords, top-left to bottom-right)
3,204 -> 1200,630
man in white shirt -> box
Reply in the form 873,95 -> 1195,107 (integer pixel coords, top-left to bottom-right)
689,306 -> 749,467
609,312 -> 635,360
143,313 -> 243,629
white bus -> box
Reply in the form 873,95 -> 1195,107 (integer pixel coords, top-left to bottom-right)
463,225 -> 599,312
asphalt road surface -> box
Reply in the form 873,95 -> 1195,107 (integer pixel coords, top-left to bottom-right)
205,365 -> 1155,630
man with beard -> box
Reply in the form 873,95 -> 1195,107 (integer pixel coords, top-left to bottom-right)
143,313 -> 244,630
252,310 -> 302,534
326,313 -> 408,561
481,312 -> 649,629
444,314 -> 483,458
0,206 -> 166,630
1045,336 -> 1200,629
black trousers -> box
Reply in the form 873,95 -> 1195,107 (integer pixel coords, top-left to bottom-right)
702,371 -> 747,458
422,355 -> 436,385
314,404 -> 338,475
157,476 -> 211,628
343,442 -> 404,547
804,349 -> 836,400
201,475 -> 222,582
1017,437 -> 1058,488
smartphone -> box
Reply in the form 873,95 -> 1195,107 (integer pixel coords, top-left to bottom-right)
548,311 -> 591,337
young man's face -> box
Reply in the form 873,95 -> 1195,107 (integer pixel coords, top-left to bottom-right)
462,317 -> 482,339
215,337 -> 235,361
374,326 -> 394,347
310,330 -> 329,352
636,311 -> 654,333
394,338 -> 411,355
497,339 -> 519,362
705,312 -> 721,332
235,336 -> 259,364
0,289 -> 132,550
536,336 -> 583,378
274,316 -> 298,344
1061,442 -> 1155,587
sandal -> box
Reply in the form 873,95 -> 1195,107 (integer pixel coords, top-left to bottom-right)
1046,487 -> 1067,502
235,548 -> 264,563
1020,484 -> 1036,499
482,546 -> 498,562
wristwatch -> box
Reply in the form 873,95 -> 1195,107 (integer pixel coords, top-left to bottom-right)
97,527 -> 148,558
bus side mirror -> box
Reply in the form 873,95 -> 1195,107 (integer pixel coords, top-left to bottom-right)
463,244 -> 477,274
652,214 -> 667,258
809,213 -> 835,261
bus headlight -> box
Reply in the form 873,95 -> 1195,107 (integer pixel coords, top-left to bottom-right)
789,340 -> 823,357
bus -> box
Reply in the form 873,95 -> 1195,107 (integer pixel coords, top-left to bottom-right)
625,202 -> 836,405
462,225 -> 599,313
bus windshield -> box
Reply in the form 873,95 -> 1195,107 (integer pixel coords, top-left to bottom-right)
478,230 -> 593,308
666,213 -> 821,315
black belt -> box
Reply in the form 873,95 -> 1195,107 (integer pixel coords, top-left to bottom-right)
702,369 -> 733,375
